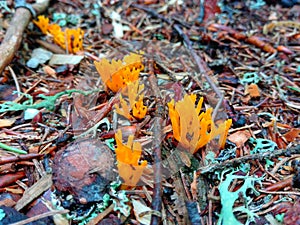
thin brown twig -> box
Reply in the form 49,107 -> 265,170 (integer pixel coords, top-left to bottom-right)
147,49 -> 163,225
132,4 -> 223,96
208,186 -> 217,225
150,116 -> 163,225
180,168 -> 192,201
271,155 -> 300,175
86,204 -> 114,225
131,3 -> 224,115
0,153 -> 42,166
173,23 -> 223,97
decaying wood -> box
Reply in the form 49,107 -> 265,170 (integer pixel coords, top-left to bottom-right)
0,0 -> 50,74
14,173 -> 52,211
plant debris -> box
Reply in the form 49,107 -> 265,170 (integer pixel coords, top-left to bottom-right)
0,0 -> 299,224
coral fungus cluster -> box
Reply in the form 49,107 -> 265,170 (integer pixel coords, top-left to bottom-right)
168,94 -> 232,153
33,15 -> 84,53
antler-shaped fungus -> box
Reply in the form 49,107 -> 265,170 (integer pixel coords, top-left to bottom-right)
33,15 -> 84,53
115,129 -> 147,186
94,52 -> 144,92
115,81 -> 147,120
168,94 -> 232,153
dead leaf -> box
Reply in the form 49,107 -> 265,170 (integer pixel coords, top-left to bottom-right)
284,128 -> 300,142
101,23 -> 113,34
49,54 -> 84,65
245,83 -> 260,97
0,85 -> 17,101
241,94 -> 251,104
0,118 -> 16,128
203,0 -> 221,22
228,130 -> 251,148
43,65 -> 56,77
132,199 -> 152,225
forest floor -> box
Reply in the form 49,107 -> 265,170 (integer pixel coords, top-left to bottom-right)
0,0 -> 299,225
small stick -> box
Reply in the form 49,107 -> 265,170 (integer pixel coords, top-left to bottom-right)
86,204 -> 114,225
8,66 -> 21,97
0,153 -> 42,165
258,189 -> 300,196
198,145 -> 300,174
36,39 -> 65,54
131,4 -> 224,123
148,52 -> 163,225
9,209 -> 69,225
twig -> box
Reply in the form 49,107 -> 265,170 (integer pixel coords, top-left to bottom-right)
131,3 -> 224,117
35,39 -> 65,54
0,153 -> 42,165
86,204 -> 114,225
14,174 -> 53,211
198,145 -> 300,174
150,113 -> 163,225
132,4 -> 222,96
271,154 -> 300,175
212,94 -> 224,121
13,79 -> 43,104
0,0 -> 50,74
258,189 -> 300,196
173,23 -> 223,99
148,54 -> 163,225
74,95 -> 119,137
8,66 -> 21,97
9,209 -> 69,225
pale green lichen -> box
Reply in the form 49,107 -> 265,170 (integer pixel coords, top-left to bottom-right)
110,181 -> 131,216
0,89 -> 98,113
0,208 -> 5,221
217,170 -> 263,225
240,72 -> 260,85
249,138 -> 277,154
50,180 -> 119,225
248,0 -> 265,10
